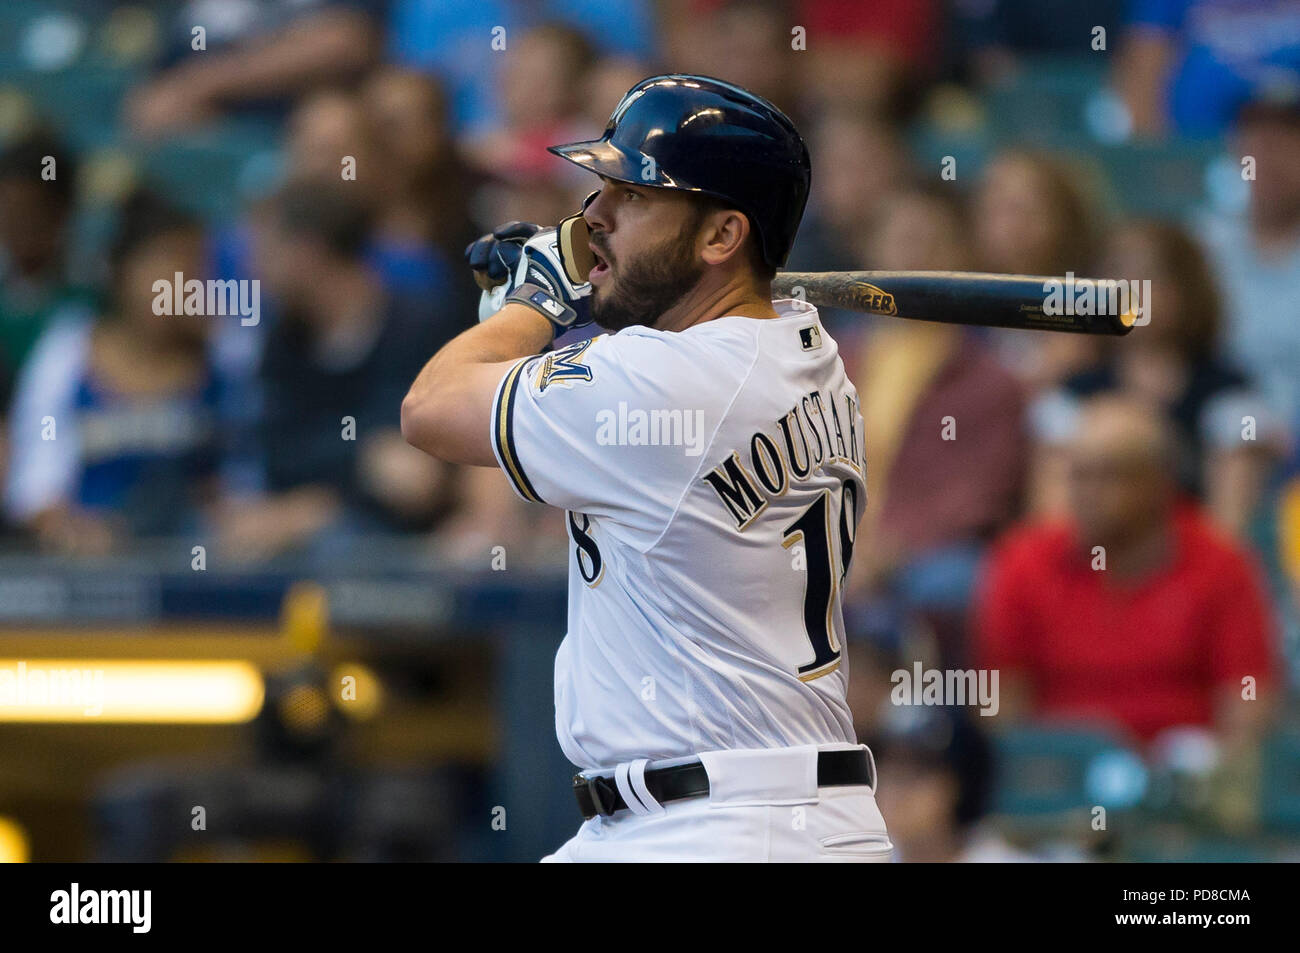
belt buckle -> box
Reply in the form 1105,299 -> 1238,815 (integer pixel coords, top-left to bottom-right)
574,772 -> 618,817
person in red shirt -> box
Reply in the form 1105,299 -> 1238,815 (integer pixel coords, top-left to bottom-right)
975,395 -> 1279,745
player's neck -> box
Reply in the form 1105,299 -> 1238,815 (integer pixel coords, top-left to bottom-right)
657,273 -> 779,331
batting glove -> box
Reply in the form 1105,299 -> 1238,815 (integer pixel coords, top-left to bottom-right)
466,222 -> 592,334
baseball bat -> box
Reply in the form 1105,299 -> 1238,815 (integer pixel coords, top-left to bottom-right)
771,271 -> 1137,335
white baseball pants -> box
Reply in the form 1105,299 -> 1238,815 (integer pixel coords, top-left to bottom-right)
543,743 -> 893,863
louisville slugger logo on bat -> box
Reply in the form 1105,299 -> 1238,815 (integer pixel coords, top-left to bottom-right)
772,271 -> 1136,336
844,281 -> 897,316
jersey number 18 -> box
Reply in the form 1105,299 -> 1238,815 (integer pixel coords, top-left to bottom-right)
783,479 -> 858,680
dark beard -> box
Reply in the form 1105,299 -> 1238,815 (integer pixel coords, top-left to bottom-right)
590,221 -> 706,332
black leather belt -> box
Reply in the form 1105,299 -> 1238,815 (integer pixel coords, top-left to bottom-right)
573,748 -> 874,820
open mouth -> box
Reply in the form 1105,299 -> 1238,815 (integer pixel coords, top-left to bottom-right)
589,245 -> 611,283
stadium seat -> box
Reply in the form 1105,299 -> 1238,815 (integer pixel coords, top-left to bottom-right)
1123,831 -> 1277,862
1260,729 -> 1300,833
992,723 -> 1144,819
1095,141 -> 1222,218
984,56 -> 1111,145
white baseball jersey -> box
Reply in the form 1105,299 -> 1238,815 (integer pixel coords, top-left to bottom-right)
490,298 -> 866,770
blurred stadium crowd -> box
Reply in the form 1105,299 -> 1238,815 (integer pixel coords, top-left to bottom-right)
0,0 -> 1299,862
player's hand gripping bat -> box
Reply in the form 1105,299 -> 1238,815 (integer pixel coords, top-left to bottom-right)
771,272 -> 1138,335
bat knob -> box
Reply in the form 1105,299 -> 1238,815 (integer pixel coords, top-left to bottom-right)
475,271 -> 507,292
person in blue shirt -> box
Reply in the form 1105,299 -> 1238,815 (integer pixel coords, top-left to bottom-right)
1116,0 -> 1300,138
5,191 -> 221,554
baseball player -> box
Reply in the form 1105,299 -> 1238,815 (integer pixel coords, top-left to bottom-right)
402,74 -> 891,862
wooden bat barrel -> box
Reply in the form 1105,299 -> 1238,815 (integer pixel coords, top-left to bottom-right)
772,271 -> 1137,336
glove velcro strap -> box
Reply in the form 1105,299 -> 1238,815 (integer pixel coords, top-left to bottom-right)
506,282 -> 578,332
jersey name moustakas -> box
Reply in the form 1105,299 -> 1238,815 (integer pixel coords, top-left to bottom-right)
701,385 -> 863,531
489,299 -> 866,769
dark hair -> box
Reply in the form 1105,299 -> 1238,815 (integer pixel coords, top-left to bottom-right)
109,188 -> 199,273
991,149 -> 1104,274
368,67 -> 477,258
690,193 -> 777,282
1109,219 -> 1222,360
1237,88 -> 1300,131
277,181 -> 373,259
0,128 -> 77,209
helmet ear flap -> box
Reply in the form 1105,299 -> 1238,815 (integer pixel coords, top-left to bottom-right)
558,193 -> 598,286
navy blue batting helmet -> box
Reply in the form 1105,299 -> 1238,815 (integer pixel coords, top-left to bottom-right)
548,74 -> 811,270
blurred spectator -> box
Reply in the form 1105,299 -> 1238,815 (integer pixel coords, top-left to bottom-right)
1198,90 -> 1300,434
669,0 -> 937,121
871,705 -> 1032,862
222,83 -> 477,305
530,0 -> 656,59
1030,220 -> 1281,534
794,0 -> 940,119
200,88 -> 387,491
388,0 -> 654,136
215,183 -> 458,562
452,22 -> 608,228
1284,450 -> 1300,577
1280,455 -> 1300,678
125,0 -> 381,136
360,68 -> 479,295
1114,1 -> 1300,139
4,191 -> 218,554
461,23 -> 595,195
664,1 -> 799,118
976,395 -> 1279,745
477,177 -> 589,242
975,150 -> 1102,278
974,149 -> 1109,393
202,74 -> 481,509
948,0 -> 1126,86
578,57 -> 657,133
845,189 -> 1025,654
432,465 -> 571,568
786,112 -> 915,277
0,130 -> 92,412
387,0 -> 508,135
283,88 -> 383,186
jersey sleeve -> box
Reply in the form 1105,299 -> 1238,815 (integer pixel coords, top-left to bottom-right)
490,329 -> 749,543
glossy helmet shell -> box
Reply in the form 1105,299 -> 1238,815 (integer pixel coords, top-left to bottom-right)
549,74 -> 811,269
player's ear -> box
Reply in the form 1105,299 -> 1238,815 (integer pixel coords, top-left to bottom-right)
699,208 -> 751,268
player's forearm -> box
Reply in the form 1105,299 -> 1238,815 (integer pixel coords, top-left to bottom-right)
401,303 -> 553,465
409,302 -> 552,398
